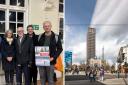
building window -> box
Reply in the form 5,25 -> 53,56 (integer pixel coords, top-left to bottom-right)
59,0 -> 63,39
18,0 -> 24,7
0,10 -> 5,21
59,3 -> 63,12
9,23 -> 16,33
17,12 -> 24,22
9,11 -> 24,33
0,22 -> 5,32
17,23 -> 23,27
9,11 -> 16,22
59,0 -> 63,3
10,0 -> 25,7
10,0 -> 17,6
59,18 -> 63,39
59,18 -> 63,29
0,1 -> 26,34
59,0 -> 63,13
0,0 -> 5,4
0,10 -> 5,32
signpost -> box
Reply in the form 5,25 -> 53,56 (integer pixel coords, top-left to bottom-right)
32,25 -> 39,30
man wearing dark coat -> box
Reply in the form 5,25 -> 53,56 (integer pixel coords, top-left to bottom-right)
38,21 -> 63,85
15,26 -> 33,85
27,25 -> 38,85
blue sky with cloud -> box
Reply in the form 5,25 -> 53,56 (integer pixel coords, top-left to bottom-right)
65,0 -> 128,65
65,0 -> 97,64
65,0 -> 96,25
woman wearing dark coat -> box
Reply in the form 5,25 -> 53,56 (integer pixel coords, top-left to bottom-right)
1,30 -> 16,85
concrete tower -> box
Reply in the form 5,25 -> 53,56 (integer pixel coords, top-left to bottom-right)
87,27 -> 96,63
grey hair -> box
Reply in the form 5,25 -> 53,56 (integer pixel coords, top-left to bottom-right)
4,29 -> 13,38
43,21 -> 52,26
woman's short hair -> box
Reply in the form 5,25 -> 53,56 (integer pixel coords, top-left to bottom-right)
5,29 -> 13,38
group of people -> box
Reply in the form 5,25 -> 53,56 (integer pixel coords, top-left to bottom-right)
85,66 -> 105,82
72,65 -> 79,75
85,68 -> 97,82
0,21 -> 63,85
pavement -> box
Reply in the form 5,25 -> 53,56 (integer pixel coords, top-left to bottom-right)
0,74 -> 63,85
0,65 -> 63,85
100,78 -> 128,85
65,78 -> 128,85
65,71 -> 128,85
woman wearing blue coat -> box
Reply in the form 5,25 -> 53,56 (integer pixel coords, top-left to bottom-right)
1,30 -> 16,85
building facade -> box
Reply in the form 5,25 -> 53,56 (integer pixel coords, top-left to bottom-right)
117,45 -> 128,73
118,45 -> 128,64
0,0 -> 63,36
87,27 -> 96,63
89,58 -> 102,67
117,47 -> 124,63
123,46 -> 128,63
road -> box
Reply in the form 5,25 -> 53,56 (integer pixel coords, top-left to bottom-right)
65,72 -> 128,85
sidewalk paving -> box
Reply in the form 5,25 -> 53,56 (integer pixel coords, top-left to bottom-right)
99,78 -> 128,85
0,74 -> 63,85
66,78 -> 128,85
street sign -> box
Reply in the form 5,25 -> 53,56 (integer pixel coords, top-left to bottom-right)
32,25 -> 39,30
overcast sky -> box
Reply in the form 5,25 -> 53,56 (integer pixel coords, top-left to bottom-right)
65,0 -> 128,65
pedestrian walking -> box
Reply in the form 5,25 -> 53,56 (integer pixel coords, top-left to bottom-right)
93,69 -> 97,82
89,70 -> 94,82
100,67 -> 104,81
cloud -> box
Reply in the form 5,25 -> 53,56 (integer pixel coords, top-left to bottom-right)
65,0 -> 128,65
91,0 -> 128,25
107,59 -> 113,66
72,42 -> 86,63
95,27 -> 128,65
65,25 -> 75,48
65,24 -> 88,64
65,25 -> 87,50
90,0 -> 128,65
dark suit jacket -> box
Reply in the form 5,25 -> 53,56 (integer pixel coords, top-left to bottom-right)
15,35 -> 33,65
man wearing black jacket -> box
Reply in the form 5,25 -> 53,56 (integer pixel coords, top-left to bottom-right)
15,27 -> 33,85
38,21 -> 63,85
27,25 -> 38,85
